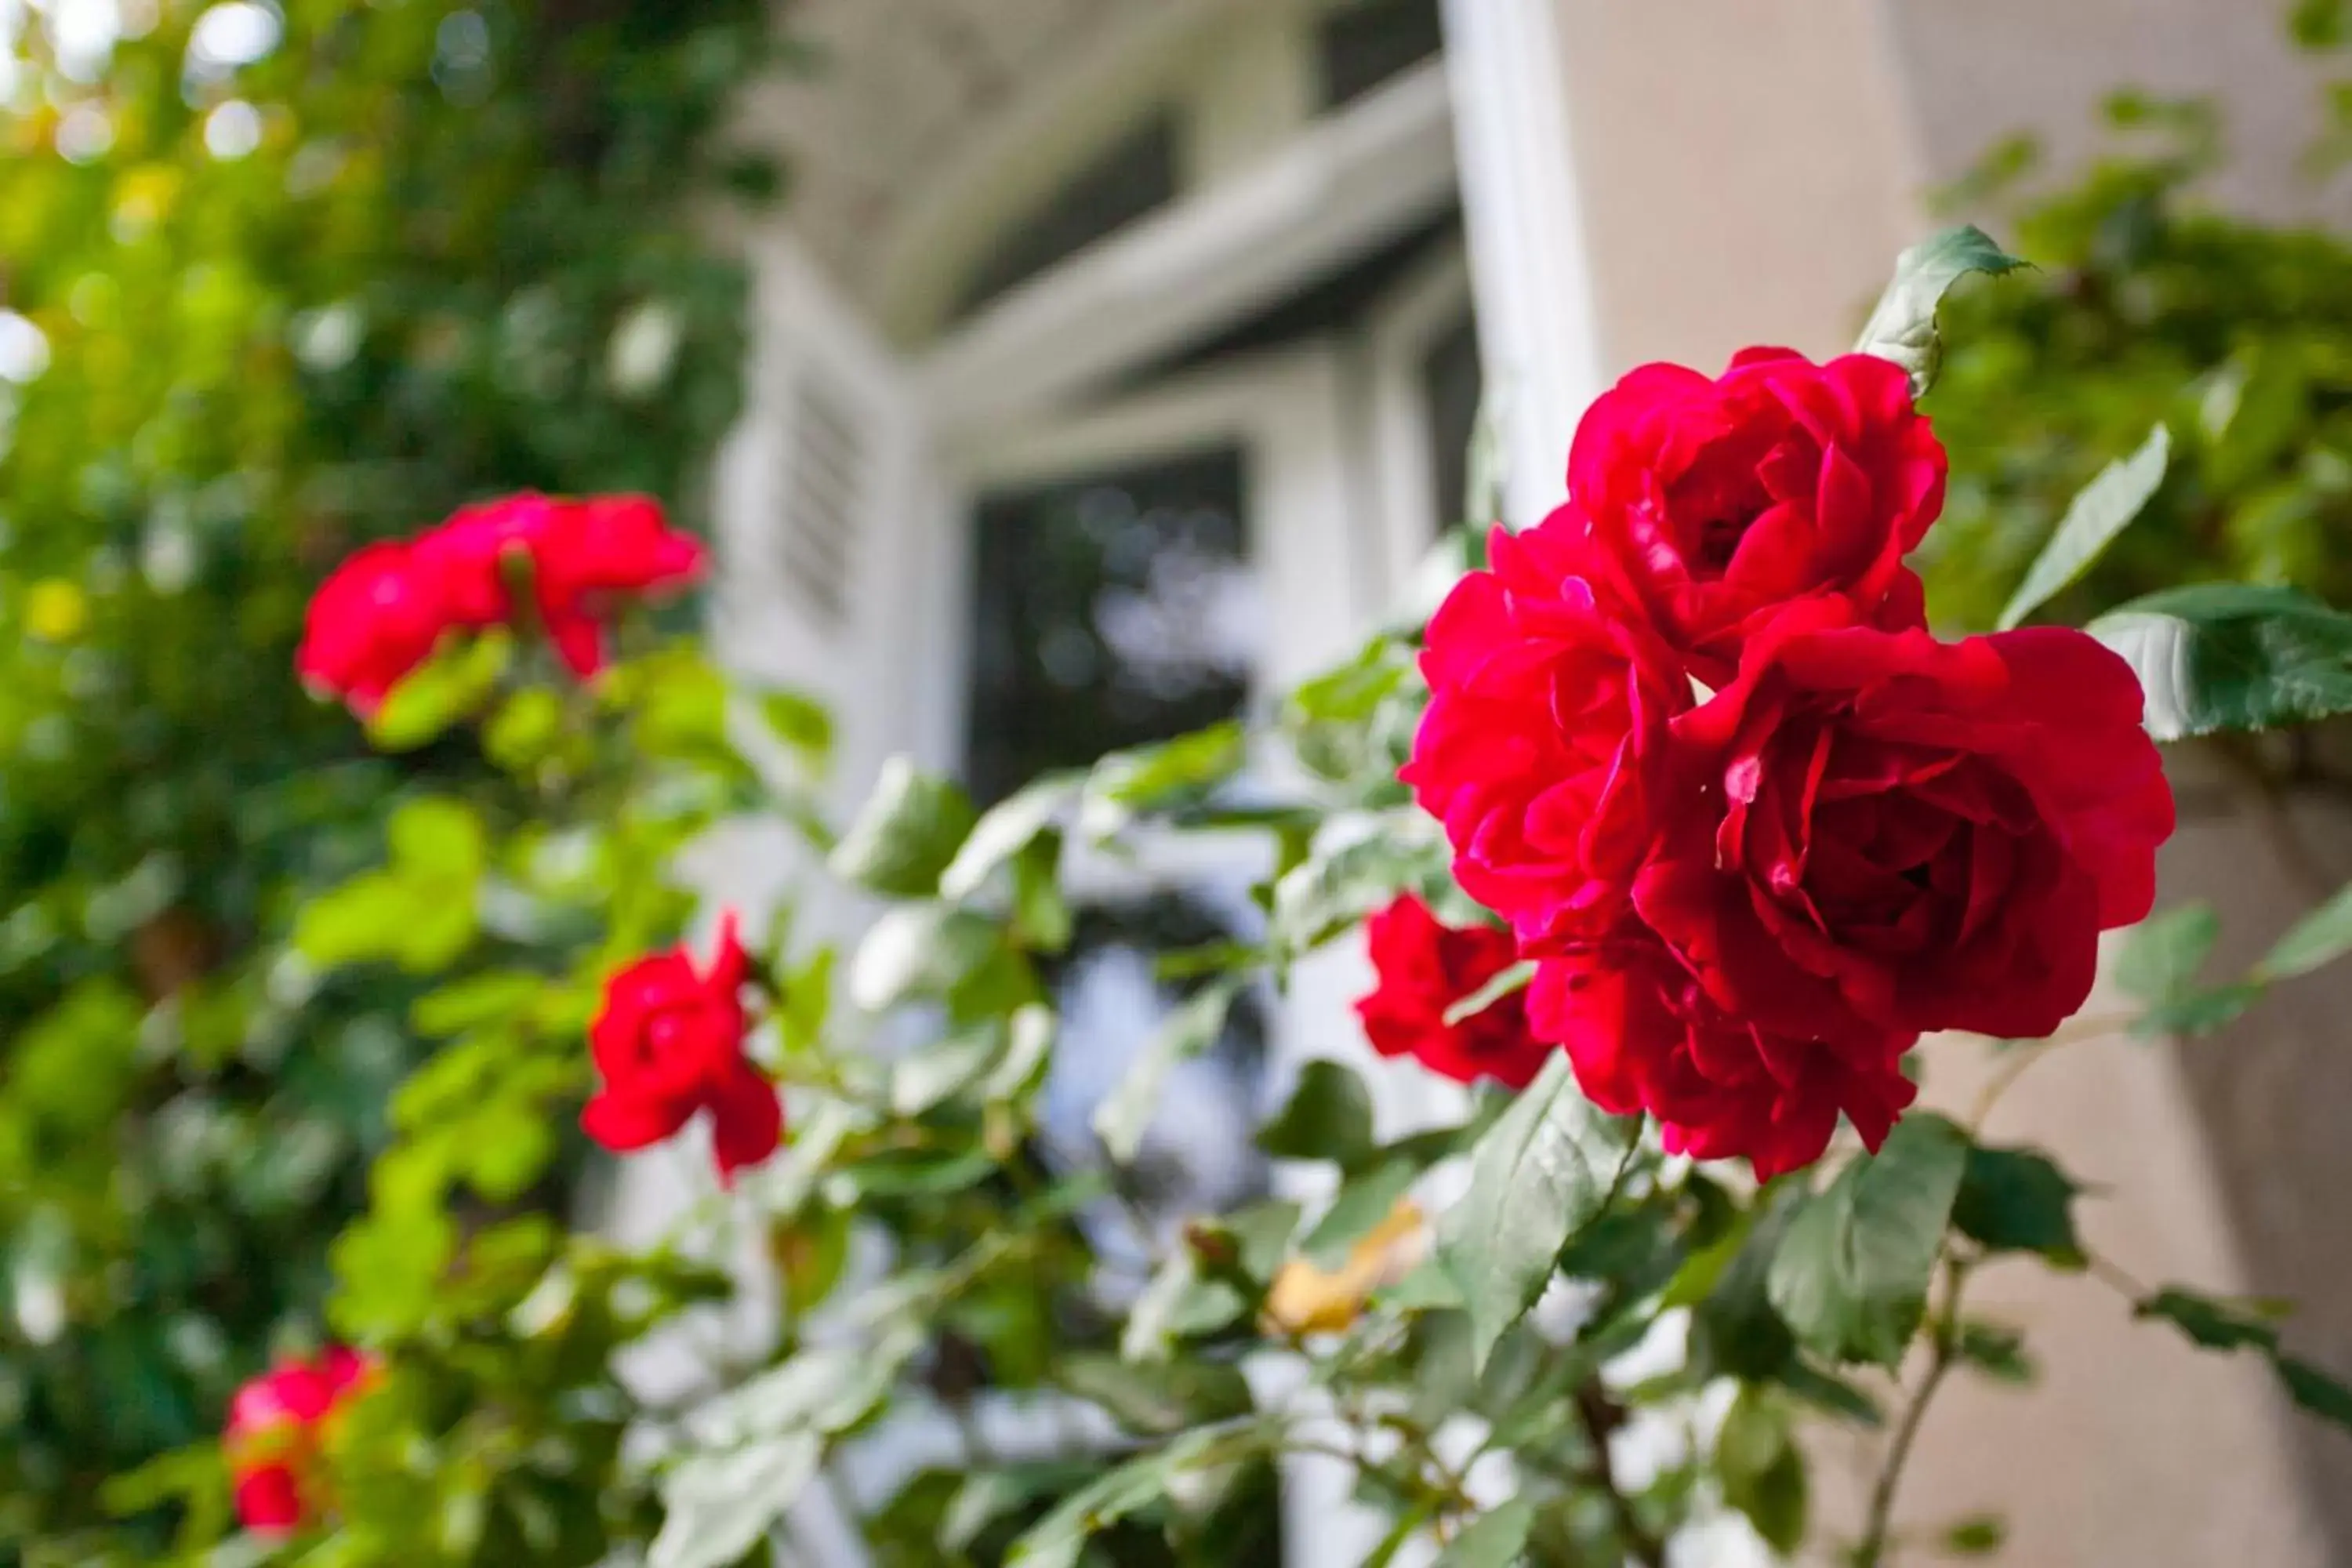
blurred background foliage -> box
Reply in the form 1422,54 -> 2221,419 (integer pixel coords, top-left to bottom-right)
1918,13 -> 2352,632
0,0 -> 776,1555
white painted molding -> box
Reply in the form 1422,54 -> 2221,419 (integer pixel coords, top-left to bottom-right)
916,62 -> 1458,439
1439,0 -> 1606,528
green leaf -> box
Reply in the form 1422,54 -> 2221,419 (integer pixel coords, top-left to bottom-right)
2255,879 -> 2352,982
1120,1249 -> 1249,1362
1943,1515 -> 2008,1556
757,687 -> 834,765
1768,1113 -> 1969,1367
1301,1159 -> 1421,1268
2115,902 -> 2219,1005
648,1432 -> 822,1568
1057,1353 -> 1253,1436
1256,1058 -> 1378,1171
848,902 -> 1003,1012
410,970 -> 543,1038
2134,1287 -> 2352,1433
1094,981 -> 1240,1162
1079,722 -> 1247,837
1717,1389 -> 1809,1554
2136,982 -> 2263,1039
1853,225 -> 2029,394
1437,1054 -> 1640,1369
1443,958 -> 1535,1027
1269,818 -> 1452,956
2135,1287 -> 2284,1354
1432,1497 -> 1536,1567
1004,1429 -> 1250,1568
941,772 -> 1085,900
2088,582 -> 2352,742
828,756 -> 977,897
890,1021 -> 1007,1116
1995,424 -> 2170,630
365,632 -> 512,752
2279,1355 -> 2352,1432
1955,1321 -> 2036,1385
1951,1145 -> 2083,1265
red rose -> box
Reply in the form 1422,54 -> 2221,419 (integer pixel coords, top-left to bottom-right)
582,912 -> 781,1182
223,1346 -> 374,1534
300,493 -> 706,713
415,492 -> 706,676
524,493 -> 707,677
1529,937 -> 1915,1181
294,542 -> 466,714
1564,347 -> 1944,677
1638,599 -> 2174,1042
1402,520 -> 1688,951
1356,894 -> 1552,1089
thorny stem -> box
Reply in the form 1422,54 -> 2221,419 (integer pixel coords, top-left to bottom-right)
1573,1381 -> 1668,1568
1857,1256 -> 1972,1566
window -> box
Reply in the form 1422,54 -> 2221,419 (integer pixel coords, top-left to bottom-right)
964,448 -> 1258,806
1316,0 -> 1446,111
948,112 -> 1182,325
1421,312 -> 1483,529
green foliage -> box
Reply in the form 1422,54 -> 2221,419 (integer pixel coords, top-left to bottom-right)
1920,93 -> 2352,632
1853,225 -> 2030,396
1769,1115 -> 1969,1369
0,0 -> 776,1550
2090,583 -> 2352,741
1995,423 -> 2171,630
1438,1056 -> 1640,1368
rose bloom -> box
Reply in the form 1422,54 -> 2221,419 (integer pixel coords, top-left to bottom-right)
1402,521 -> 1689,952
223,1346 -> 374,1534
1356,894 -> 1552,1089
420,492 -> 706,677
294,541 -> 473,714
299,492 -> 707,713
582,912 -> 782,1182
1638,598 -> 2174,1043
1564,347 -> 1946,678
1530,936 -> 1917,1181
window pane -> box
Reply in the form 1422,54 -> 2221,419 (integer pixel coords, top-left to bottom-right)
1421,312 -> 1483,531
1318,0 -> 1446,111
949,113 -> 1181,324
964,448 -> 1258,807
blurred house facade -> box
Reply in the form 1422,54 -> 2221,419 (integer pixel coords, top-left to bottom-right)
644,2 -> 2350,1562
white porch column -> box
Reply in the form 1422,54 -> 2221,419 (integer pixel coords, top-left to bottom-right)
1436,0 -> 1607,528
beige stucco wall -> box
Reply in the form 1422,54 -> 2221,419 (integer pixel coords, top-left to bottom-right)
1876,0 -> 2336,220
1540,1 -> 2351,1559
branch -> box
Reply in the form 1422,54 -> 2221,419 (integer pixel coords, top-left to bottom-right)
1857,1257 -> 1971,1566
1573,1381 -> 1667,1568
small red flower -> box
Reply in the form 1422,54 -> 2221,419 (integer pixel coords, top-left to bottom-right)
294,542 -> 468,715
1632,598 -> 2174,1043
1565,347 -> 1945,679
1528,936 -> 1916,1181
1356,894 -> 1552,1089
223,1347 -> 374,1534
298,492 -> 706,714
582,912 -> 781,1182
1401,519 -> 1689,953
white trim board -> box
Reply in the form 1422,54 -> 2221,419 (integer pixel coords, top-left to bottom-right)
917,60 -> 1458,440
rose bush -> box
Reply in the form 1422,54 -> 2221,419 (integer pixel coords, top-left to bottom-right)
86,227 -> 2352,1568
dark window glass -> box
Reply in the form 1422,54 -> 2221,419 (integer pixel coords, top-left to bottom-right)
949,113 -> 1181,324
1317,0 -> 1446,110
1421,312 -> 1484,530
964,448 -> 1257,807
